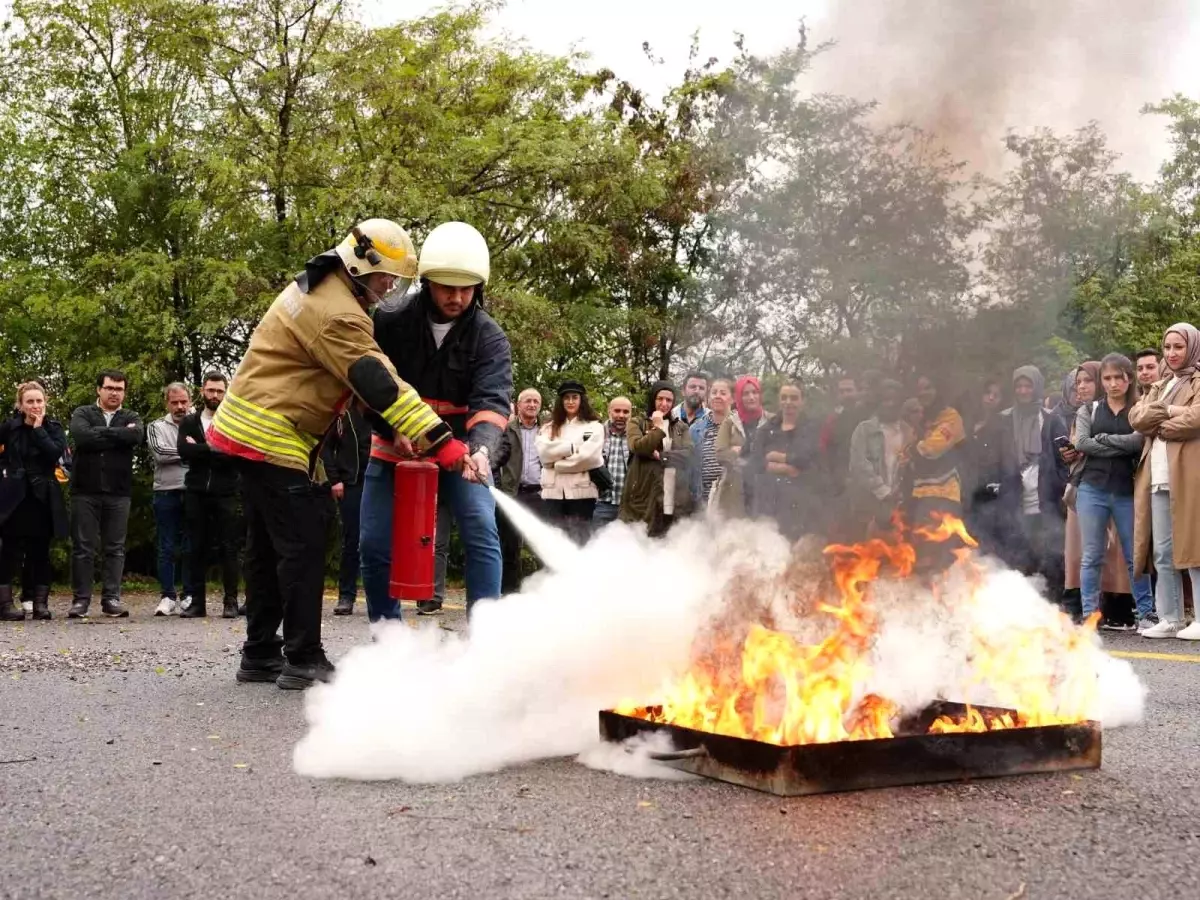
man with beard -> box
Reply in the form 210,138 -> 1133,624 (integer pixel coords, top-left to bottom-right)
178,372 -> 243,619
594,396 -> 633,526
673,372 -> 709,428
148,383 -> 191,616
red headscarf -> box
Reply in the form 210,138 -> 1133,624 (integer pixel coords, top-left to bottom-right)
734,376 -> 763,425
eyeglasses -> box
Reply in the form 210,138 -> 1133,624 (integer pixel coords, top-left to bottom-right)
100,386 -> 125,392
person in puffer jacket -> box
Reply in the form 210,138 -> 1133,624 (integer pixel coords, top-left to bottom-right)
536,381 -> 604,545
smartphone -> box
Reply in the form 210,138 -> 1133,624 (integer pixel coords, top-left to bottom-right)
1054,435 -> 1074,451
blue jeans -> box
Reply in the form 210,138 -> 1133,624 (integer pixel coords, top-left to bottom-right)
1076,482 -> 1153,619
593,500 -> 620,527
151,490 -> 186,599
360,460 -> 501,621
1151,490 -> 1200,623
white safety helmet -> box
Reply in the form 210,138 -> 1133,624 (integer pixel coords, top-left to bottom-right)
335,219 -> 418,289
417,222 -> 490,287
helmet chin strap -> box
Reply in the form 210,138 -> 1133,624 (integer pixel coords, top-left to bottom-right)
349,273 -> 386,308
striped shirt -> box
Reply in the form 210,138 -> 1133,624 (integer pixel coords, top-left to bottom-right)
699,417 -> 723,502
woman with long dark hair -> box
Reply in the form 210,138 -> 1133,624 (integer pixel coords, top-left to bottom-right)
0,382 -> 69,621
745,379 -> 824,542
1131,323 -> 1200,639
1073,354 -> 1154,629
536,381 -> 603,544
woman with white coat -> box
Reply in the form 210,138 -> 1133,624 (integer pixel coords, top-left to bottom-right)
537,381 -> 604,544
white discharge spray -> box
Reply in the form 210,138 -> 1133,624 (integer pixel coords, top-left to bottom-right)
293,500 -> 1144,784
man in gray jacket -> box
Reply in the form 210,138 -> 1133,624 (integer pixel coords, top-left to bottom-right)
147,383 -> 191,616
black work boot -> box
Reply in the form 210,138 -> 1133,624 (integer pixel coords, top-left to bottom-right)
333,596 -> 354,616
101,598 -> 130,618
276,654 -> 336,691
0,585 -> 23,622
31,586 -> 52,621
416,600 -> 443,616
68,597 -> 90,619
236,654 -> 285,683
179,595 -> 206,618
221,598 -> 238,619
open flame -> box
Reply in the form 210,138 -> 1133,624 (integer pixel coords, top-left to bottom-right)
616,514 -> 1097,744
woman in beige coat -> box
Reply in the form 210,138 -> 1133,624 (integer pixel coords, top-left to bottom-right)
537,381 -> 604,545
1130,323 -> 1200,639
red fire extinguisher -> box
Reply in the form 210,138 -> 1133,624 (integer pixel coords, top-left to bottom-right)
389,460 -> 440,601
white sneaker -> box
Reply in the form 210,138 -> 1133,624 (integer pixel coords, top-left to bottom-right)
1142,619 -> 1185,639
154,596 -> 179,617
1175,622 -> 1200,641
21,600 -> 33,614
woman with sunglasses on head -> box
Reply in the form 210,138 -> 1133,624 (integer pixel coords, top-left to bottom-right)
1130,323 -> 1200,639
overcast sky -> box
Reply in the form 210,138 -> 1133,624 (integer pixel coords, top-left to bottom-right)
368,0 -> 1200,181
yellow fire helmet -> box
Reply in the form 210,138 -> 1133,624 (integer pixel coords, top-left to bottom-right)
335,219 -> 419,288
417,221 -> 490,287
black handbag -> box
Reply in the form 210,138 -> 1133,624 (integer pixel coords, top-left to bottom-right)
589,465 -> 614,493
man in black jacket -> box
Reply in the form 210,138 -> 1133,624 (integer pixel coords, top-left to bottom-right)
321,408 -> 370,615
68,370 -> 142,618
360,222 -> 512,618
177,372 -> 242,619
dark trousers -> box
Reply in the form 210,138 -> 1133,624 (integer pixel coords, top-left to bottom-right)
498,486 -> 544,594
71,493 -> 131,603
183,491 -> 241,606
0,535 -> 52,588
336,480 -> 363,601
545,498 -> 596,546
152,490 -> 186,599
239,462 -> 334,665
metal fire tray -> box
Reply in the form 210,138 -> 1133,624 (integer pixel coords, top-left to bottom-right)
599,702 -> 1101,796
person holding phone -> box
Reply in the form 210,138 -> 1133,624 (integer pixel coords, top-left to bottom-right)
1073,354 -> 1154,629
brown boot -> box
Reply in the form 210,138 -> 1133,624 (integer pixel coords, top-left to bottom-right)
0,585 -> 23,622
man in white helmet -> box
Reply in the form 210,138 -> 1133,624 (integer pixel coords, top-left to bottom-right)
210,219 -> 475,689
360,221 -> 513,618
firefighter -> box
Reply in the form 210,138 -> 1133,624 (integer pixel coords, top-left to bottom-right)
210,219 -> 474,689
360,221 -> 512,619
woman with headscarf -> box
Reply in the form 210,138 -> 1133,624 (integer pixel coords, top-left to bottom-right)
1131,322 -> 1200,639
711,375 -> 767,517
619,381 -> 694,537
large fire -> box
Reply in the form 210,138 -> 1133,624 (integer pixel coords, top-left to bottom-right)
615,514 -> 1098,744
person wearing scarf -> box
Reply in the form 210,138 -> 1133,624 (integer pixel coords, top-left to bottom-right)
1131,322 -> 1200,639
619,381 -> 694,537
711,376 -> 766,517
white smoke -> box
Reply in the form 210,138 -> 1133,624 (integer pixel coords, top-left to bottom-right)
293,503 -> 1143,784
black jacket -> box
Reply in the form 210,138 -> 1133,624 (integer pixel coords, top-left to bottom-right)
372,284 -> 513,456
178,411 -> 240,495
320,408 -> 370,487
1039,403 -> 1074,518
69,405 -> 142,496
0,415 -> 69,539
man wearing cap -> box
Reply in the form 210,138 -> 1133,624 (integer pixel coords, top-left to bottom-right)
209,219 -> 474,689
360,222 -> 513,618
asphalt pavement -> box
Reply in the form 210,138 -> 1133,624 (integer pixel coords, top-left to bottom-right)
2,593 -> 1198,900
